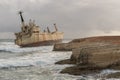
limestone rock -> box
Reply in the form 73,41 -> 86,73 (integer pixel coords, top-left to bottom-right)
53,36 -> 120,51
71,45 -> 120,68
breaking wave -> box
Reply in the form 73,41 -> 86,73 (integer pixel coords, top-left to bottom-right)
0,40 -> 71,68
0,41 -> 52,53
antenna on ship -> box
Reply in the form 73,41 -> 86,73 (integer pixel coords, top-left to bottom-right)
54,23 -> 58,31
18,11 -> 25,26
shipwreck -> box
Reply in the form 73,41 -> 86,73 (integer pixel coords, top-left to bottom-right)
14,11 -> 64,47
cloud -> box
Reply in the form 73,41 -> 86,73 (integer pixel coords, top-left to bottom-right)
0,0 -> 120,39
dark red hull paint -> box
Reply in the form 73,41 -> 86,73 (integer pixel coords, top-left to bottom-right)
20,39 -> 62,47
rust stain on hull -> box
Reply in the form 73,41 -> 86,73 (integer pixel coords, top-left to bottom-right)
20,39 -> 62,47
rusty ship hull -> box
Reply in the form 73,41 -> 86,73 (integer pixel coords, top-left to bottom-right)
14,11 -> 64,47
19,39 -> 62,47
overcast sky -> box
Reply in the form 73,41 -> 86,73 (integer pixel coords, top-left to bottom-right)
0,0 -> 120,39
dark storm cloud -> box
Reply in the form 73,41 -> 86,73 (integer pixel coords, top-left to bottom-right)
0,0 -> 120,39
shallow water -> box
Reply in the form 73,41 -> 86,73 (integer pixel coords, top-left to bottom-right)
0,39 -> 119,80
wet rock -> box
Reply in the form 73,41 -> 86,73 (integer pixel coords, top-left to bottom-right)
60,65 -> 101,75
55,59 -> 76,64
53,43 -> 72,51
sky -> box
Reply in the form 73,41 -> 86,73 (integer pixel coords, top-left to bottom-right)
0,0 -> 120,39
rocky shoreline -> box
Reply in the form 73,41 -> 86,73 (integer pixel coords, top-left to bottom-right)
54,36 -> 120,78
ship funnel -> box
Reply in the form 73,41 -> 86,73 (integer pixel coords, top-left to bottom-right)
54,23 -> 58,31
47,27 -> 51,33
18,11 -> 25,26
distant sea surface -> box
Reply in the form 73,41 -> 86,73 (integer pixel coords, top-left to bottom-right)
0,39 -> 119,80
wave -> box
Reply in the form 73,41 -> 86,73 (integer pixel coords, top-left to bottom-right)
0,41 -> 58,68
0,41 -> 53,53
0,51 -> 72,69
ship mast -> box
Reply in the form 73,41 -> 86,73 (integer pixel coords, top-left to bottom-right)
19,11 -> 25,26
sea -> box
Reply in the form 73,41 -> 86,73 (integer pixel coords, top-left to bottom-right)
0,39 -> 119,80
